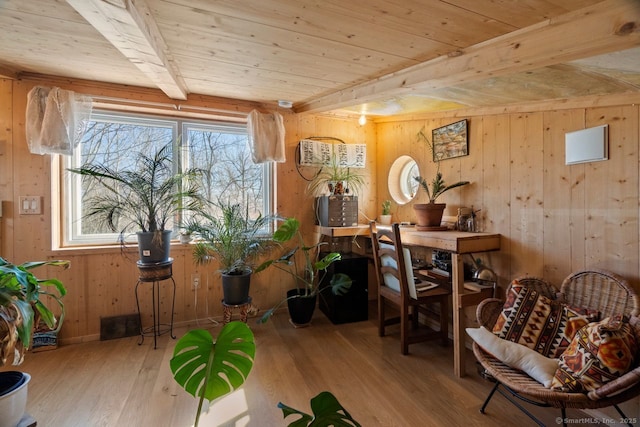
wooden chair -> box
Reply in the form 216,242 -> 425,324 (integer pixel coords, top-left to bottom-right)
369,222 -> 450,355
473,269 -> 640,427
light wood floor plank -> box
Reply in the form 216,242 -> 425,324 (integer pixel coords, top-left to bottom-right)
1,309 -> 621,427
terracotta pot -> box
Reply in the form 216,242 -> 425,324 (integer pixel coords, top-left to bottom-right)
413,203 -> 446,228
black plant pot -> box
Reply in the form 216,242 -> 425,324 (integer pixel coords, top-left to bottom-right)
287,289 -> 317,326
222,270 -> 252,305
137,230 -> 172,264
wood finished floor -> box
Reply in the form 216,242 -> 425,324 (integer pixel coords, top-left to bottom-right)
1,309 -> 622,427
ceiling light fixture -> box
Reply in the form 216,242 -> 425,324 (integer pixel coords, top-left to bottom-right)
358,114 -> 367,126
278,100 -> 293,108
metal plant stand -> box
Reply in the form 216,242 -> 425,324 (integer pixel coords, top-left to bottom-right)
135,258 -> 176,349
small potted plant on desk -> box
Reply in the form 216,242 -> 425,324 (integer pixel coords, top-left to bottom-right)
413,128 -> 469,230
379,199 -> 392,225
255,217 -> 352,326
185,200 -> 274,305
0,257 -> 68,427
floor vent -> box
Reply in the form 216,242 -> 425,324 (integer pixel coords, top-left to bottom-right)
100,314 -> 140,341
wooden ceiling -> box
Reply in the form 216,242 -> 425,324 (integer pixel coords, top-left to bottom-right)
0,0 -> 639,117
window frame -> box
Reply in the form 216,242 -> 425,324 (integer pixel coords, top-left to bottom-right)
56,109 -> 274,249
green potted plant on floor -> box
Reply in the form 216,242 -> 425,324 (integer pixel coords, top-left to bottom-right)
68,143 -> 204,264
185,200 -> 274,305
255,217 -> 352,326
0,257 -> 69,427
413,128 -> 469,229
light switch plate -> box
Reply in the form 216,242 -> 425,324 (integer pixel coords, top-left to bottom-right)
19,196 -> 42,215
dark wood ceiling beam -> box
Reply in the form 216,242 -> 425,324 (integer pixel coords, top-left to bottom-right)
0,63 -> 19,79
295,0 -> 640,114
66,0 -> 187,100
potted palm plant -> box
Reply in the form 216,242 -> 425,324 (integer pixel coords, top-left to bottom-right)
255,217 -> 352,326
185,200 -> 273,305
0,257 -> 68,427
413,128 -> 469,229
68,143 -> 204,264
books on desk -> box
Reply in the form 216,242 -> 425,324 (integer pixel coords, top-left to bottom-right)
417,268 -> 450,279
416,281 -> 438,293
464,281 -> 494,292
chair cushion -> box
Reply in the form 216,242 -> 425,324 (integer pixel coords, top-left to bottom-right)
492,281 -> 599,358
467,326 -> 559,387
379,242 -> 417,299
551,315 -> 640,393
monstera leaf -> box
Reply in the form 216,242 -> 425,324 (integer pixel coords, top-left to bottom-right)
278,391 -> 361,427
170,322 -> 255,427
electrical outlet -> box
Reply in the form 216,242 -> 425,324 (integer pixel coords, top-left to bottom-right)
191,274 -> 200,290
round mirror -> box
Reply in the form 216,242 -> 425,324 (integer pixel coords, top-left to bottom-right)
388,155 -> 419,205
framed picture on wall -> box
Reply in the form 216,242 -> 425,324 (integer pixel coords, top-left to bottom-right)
432,119 -> 468,161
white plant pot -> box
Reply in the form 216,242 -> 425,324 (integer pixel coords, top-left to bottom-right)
0,372 -> 30,427
379,214 -> 392,225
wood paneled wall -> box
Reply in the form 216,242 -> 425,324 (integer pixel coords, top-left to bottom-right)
375,102 -> 640,418
2,74 -> 639,346
376,105 -> 640,292
0,77 -> 375,343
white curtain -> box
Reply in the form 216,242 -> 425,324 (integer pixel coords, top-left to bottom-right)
26,86 -> 92,155
247,110 -> 285,163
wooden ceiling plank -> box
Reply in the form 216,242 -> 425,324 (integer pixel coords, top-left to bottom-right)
296,0 -> 640,113
65,0 -> 187,100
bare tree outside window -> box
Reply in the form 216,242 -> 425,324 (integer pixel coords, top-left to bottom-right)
64,112 -> 271,246
74,118 -> 173,236
186,126 -> 265,219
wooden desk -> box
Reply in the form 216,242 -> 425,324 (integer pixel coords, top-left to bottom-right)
315,225 -> 501,378
398,229 -> 501,378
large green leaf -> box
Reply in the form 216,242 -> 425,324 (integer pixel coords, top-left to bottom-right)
278,391 -> 361,427
170,322 -> 255,427
273,218 -> 300,243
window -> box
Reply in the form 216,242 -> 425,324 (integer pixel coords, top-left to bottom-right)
62,111 -> 272,246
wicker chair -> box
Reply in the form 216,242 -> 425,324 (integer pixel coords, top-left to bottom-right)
473,270 -> 640,427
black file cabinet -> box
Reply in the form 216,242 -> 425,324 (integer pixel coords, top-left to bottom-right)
319,254 -> 368,324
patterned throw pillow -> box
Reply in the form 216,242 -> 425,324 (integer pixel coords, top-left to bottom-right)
551,315 -> 640,393
492,281 -> 599,358
552,304 -> 601,358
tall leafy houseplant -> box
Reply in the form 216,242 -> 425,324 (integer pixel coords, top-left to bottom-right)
255,218 -> 352,325
0,258 -> 68,366
413,128 -> 469,229
185,201 -> 274,304
68,143 -> 204,264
